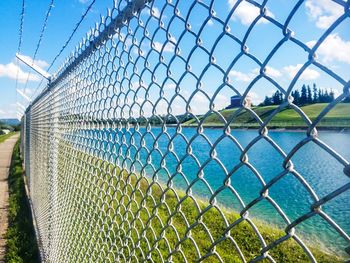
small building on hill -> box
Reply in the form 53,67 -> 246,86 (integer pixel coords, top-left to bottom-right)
226,95 -> 252,109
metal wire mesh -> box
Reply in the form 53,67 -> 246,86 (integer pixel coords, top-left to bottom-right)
22,0 -> 350,262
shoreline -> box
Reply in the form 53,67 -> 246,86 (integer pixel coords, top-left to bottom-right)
177,124 -> 350,133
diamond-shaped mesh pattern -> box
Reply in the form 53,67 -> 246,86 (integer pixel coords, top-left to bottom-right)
22,0 -> 350,262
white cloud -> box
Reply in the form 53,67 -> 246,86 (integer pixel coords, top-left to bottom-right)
167,90 -> 229,115
114,33 -> 134,49
0,62 -> 40,83
163,83 -> 176,90
252,66 -> 282,78
188,92 -> 229,114
230,66 -> 281,83
208,19 -> 214,26
247,91 -> 262,105
153,41 -> 175,53
78,0 -> 90,4
264,66 -> 282,78
128,34 -> 177,55
142,7 -> 161,19
213,93 -> 229,111
283,64 -> 320,80
136,98 -> 153,117
19,54 -> 49,69
114,33 -> 136,49
229,70 -> 254,82
228,0 -> 274,25
305,0 -> 343,29
134,90 -> 239,115
307,34 -> 350,65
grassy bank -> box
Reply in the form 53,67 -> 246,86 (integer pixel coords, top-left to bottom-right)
0,132 -> 16,143
55,143 -> 343,262
6,140 -> 39,263
183,103 -> 350,128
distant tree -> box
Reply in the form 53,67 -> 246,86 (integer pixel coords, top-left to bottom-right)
324,90 -> 330,103
343,96 -> 350,103
279,91 -> 284,103
294,90 -> 301,105
259,84 -> 336,106
318,88 -> 324,103
329,90 -> 335,102
272,90 -> 283,105
263,96 -> 273,106
13,124 -> 21,132
272,91 -> 278,105
300,85 -> 307,104
312,83 -> 318,103
307,85 -> 312,104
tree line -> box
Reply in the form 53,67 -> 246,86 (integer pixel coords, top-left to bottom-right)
259,83 -> 349,106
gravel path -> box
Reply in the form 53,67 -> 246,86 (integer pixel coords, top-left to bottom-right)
0,134 -> 20,263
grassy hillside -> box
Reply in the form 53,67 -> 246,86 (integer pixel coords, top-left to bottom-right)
53,143 -> 344,262
183,103 -> 350,128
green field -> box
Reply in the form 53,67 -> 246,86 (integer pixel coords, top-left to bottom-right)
183,103 -> 350,129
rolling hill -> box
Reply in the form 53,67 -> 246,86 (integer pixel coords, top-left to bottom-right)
183,103 -> 350,129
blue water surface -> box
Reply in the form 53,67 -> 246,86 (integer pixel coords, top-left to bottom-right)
73,127 -> 350,255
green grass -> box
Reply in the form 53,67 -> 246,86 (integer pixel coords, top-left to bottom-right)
55,142 -> 343,262
183,103 -> 350,128
5,140 -> 40,263
0,132 -> 16,143
270,103 -> 350,126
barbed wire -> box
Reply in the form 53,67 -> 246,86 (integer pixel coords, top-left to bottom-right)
21,0 -> 55,104
30,0 -> 97,101
15,0 -> 25,119
48,0 -> 96,72
17,0 -> 25,53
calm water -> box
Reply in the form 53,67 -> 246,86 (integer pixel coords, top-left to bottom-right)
77,127 -> 350,254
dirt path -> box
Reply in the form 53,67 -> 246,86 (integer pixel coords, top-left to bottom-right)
0,134 -> 20,263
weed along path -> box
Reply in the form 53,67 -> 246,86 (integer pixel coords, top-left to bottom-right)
0,134 -> 19,262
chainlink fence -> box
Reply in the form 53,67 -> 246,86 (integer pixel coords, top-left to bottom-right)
21,0 -> 350,262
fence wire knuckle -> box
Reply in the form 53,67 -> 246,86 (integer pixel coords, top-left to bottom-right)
21,0 -> 350,262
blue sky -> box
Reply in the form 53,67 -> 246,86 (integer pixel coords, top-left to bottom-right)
0,0 -> 349,119
0,0 -> 112,119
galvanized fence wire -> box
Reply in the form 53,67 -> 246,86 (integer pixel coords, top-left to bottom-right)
22,0 -> 350,262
